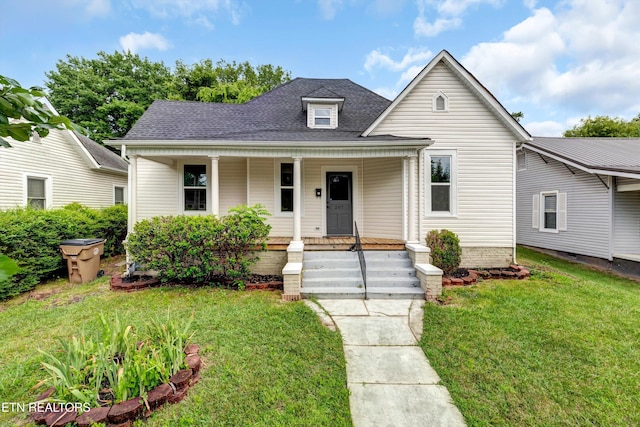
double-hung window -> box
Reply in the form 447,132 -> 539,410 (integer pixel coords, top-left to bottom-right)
114,186 -> 125,205
27,177 -> 47,209
184,165 -> 207,211
279,162 -> 294,213
314,108 -> 331,127
275,160 -> 304,215
426,151 -> 457,216
533,191 -> 567,232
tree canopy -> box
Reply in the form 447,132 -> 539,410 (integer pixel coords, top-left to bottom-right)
45,52 -> 292,143
564,115 -> 640,137
0,75 -> 74,147
45,51 -> 173,144
171,59 -> 291,103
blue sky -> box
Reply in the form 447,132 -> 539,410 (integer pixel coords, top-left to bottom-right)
1,0 -> 639,136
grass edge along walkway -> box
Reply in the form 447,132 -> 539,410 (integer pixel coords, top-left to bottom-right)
0,280 -> 352,426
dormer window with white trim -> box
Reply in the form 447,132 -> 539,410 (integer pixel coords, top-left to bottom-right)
432,91 -> 449,112
301,94 -> 344,129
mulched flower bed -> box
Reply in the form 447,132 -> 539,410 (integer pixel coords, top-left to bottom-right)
31,345 -> 203,427
442,265 -> 530,286
110,273 -> 283,292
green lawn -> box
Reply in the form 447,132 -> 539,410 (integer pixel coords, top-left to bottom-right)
420,246 -> 640,426
0,278 -> 352,426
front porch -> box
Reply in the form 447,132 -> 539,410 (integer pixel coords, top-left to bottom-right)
267,236 -> 407,251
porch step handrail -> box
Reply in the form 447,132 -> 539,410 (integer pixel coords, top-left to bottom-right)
354,222 -> 367,299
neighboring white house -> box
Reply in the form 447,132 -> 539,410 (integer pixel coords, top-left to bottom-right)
110,50 -> 530,300
517,137 -> 640,273
0,107 -> 128,209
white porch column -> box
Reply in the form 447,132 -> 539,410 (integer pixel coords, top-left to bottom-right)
209,155 -> 220,217
407,153 -> 418,243
127,154 -> 138,234
293,157 -> 302,242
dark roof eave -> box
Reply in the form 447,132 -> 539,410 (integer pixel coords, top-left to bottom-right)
524,142 -> 640,178
108,137 -> 432,150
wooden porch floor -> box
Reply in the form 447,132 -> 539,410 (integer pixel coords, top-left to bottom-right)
267,236 -> 406,251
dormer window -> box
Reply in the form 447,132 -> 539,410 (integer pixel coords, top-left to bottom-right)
432,91 -> 449,112
301,93 -> 344,129
306,103 -> 338,129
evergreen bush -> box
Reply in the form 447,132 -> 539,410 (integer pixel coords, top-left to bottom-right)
126,204 -> 271,285
426,229 -> 462,275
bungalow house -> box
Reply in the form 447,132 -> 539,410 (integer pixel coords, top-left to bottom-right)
517,137 -> 640,275
0,102 -> 128,210
109,50 -> 530,300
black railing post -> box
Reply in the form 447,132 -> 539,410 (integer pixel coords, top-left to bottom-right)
354,222 -> 367,299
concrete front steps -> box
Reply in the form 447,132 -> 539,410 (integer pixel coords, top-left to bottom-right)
301,250 -> 423,299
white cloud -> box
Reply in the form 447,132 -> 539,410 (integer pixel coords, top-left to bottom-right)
413,16 -> 461,37
85,0 -> 111,15
193,15 -> 215,29
364,47 -> 433,72
435,0 -> 503,16
413,0 -> 503,37
318,0 -> 343,20
373,86 -> 398,100
119,32 -> 171,53
523,120 -> 566,137
63,0 -> 111,16
128,0 -> 245,24
462,1 -> 640,122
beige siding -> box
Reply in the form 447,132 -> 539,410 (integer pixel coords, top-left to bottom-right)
136,158 -> 178,220
0,129 -> 127,210
370,61 -> 516,250
219,157 -> 247,214
363,158 -> 403,239
247,158 -> 367,237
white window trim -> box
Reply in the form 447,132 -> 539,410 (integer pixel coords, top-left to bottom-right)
178,161 -> 211,215
425,150 -> 457,217
432,91 -> 449,113
274,159 -> 304,217
23,173 -> 53,209
113,185 -> 127,205
536,191 -> 567,233
308,103 -> 338,129
517,150 -> 527,171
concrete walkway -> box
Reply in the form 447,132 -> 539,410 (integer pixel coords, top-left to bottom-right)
307,299 -> 466,427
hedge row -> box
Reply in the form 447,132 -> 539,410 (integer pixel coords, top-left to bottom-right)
0,203 -> 127,300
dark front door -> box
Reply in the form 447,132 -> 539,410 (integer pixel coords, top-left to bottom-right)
326,172 -> 353,235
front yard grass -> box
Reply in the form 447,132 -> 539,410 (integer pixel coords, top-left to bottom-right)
420,246 -> 640,426
0,276 -> 352,426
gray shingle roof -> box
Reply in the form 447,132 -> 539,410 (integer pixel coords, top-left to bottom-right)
74,131 -> 128,172
527,136 -> 640,175
124,78 -> 397,141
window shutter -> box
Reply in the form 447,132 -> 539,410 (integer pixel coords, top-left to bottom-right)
532,194 -> 539,229
558,192 -> 567,231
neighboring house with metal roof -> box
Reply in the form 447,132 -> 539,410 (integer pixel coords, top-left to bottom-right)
517,136 -> 640,272
0,102 -> 128,210
109,50 -> 530,300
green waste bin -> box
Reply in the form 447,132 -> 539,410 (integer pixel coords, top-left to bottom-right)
60,239 -> 105,283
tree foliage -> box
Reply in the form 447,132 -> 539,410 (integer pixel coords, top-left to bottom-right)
45,51 -> 173,143
564,115 -> 640,137
0,75 -> 74,147
170,59 -> 291,103
45,53 -> 292,143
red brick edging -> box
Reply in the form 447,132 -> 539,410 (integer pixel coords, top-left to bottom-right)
31,345 -> 202,427
442,265 -> 530,286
